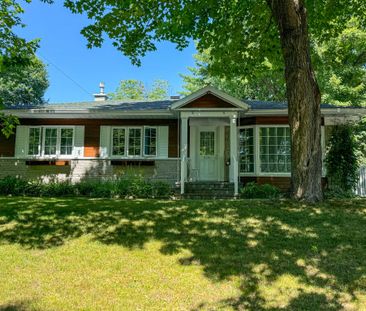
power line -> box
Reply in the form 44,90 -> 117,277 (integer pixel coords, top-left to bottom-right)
37,52 -> 92,98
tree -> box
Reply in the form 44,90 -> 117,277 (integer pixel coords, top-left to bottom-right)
0,0 -> 50,137
180,49 -> 286,101
109,79 -> 169,100
0,56 -> 49,106
109,80 -> 145,100
182,19 -> 366,106
34,1 -> 366,201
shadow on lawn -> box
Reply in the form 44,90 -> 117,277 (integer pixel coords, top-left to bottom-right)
0,197 -> 366,310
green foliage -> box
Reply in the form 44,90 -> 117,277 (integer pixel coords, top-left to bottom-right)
313,18 -> 366,107
240,182 -> 281,199
182,19 -> 366,106
325,124 -> 359,192
109,79 -> 169,101
0,176 -> 172,199
354,117 -> 366,165
0,56 -> 49,106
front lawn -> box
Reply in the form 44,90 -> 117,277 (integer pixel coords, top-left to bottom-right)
0,197 -> 366,310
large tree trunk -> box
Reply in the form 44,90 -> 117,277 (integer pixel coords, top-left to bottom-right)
267,0 -> 323,202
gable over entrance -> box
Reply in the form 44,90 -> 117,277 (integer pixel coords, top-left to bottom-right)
171,86 -> 249,110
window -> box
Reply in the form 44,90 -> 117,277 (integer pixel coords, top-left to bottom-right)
144,127 -> 157,156
200,131 -> 215,156
44,128 -> 58,155
60,129 -> 74,155
28,128 -> 41,156
27,127 -> 74,157
260,127 -> 291,173
239,128 -> 254,173
112,128 -> 126,156
128,128 -> 142,156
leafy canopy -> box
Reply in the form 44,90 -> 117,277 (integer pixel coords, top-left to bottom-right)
0,56 -> 49,107
109,79 -> 169,101
181,18 -> 366,106
63,0 -> 366,79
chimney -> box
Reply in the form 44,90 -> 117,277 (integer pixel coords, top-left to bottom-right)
93,82 -> 108,101
170,95 -> 180,100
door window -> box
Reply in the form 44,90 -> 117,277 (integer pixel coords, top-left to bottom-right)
200,131 -> 215,156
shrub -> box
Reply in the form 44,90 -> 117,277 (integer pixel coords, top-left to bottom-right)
240,182 -> 281,199
325,124 -> 359,193
0,176 -> 173,199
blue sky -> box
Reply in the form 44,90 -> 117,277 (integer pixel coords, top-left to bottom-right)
16,1 -> 197,103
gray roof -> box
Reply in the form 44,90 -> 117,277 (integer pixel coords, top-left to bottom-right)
6,99 -> 176,111
5,99 -> 361,111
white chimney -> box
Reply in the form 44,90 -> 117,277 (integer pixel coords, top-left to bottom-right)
93,82 -> 108,101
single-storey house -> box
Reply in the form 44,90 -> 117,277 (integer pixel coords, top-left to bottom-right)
0,85 -> 364,197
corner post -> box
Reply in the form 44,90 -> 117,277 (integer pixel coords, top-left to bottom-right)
180,117 -> 188,194
230,114 -> 239,196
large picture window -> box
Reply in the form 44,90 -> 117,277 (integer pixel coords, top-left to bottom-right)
259,127 -> 291,173
27,127 -> 74,157
239,128 -> 254,173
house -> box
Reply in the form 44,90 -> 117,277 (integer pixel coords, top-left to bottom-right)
0,85 -> 364,196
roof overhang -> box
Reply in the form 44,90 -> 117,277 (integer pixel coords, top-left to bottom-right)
171,86 -> 249,110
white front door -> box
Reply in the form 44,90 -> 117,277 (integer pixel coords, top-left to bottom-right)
198,127 -> 219,180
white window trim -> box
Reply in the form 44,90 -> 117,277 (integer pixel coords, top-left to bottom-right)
143,126 -> 158,157
27,126 -> 75,159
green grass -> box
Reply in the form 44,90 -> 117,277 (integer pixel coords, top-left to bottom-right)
0,197 -> 366,310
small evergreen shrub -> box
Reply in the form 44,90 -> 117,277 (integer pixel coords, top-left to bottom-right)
240,182 -> 281,199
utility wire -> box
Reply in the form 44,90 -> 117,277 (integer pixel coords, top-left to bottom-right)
37,52 -> 92,98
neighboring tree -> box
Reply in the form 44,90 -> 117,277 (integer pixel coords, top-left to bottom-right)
0,1 -> 50,137
109,79 -> 169,100
109,80 -> 145,100
325,124 -> 359,193
0,56 -> 49,106
314,18 -> 366,107
180,49 -> 286,101
148,79 -> 169,100
182,19 -> 366,106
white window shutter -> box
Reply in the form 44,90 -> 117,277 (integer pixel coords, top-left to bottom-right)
73,126 -> 85,158
157,126 -> 169,158
100,126 -> 111,158
15,126 -> 29,158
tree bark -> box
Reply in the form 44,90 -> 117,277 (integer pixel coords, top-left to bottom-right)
267,0 -> 323,202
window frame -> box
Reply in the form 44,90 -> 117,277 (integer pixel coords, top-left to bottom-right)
258,125 -> 291,176
110,126 -> 145,158
238,126 -> 255,175
238,124 -> 292,177
143,126 -> 158,157
27,126 -> 42,156
26,126 -> 76,159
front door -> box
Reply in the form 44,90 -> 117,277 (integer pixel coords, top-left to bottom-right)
198,127 -> 218,180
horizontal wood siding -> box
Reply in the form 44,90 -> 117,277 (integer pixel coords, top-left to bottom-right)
0,132 -> 16,157
18,119 -> 179,158
182,94 -> 235,109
